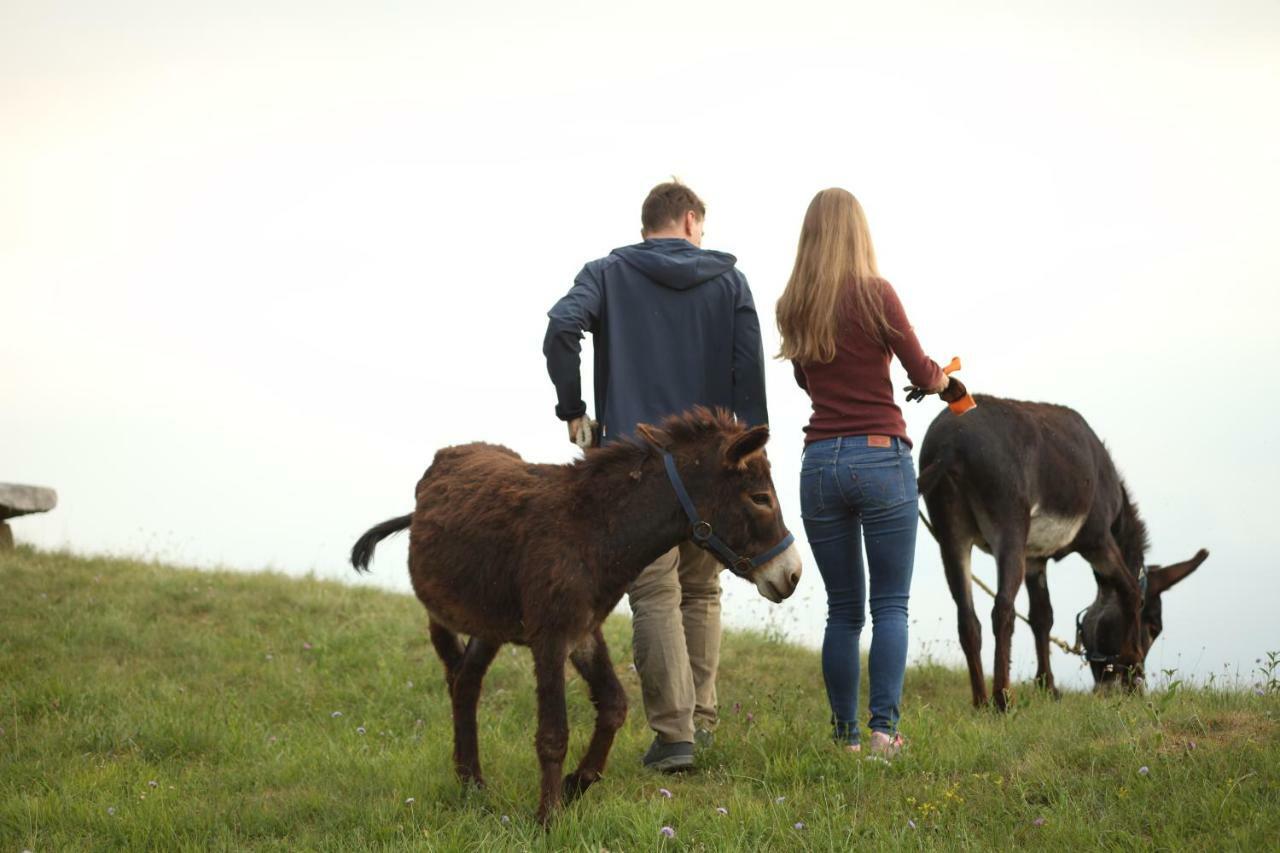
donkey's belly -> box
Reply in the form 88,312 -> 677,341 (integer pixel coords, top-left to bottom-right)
1025,511 -> 1086,557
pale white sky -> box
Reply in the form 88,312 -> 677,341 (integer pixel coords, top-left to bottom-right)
4,1 -> 1278,687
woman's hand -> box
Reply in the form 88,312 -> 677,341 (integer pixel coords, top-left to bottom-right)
904,376 -> 966,404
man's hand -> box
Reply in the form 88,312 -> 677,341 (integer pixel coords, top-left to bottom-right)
567,417 -> 597,449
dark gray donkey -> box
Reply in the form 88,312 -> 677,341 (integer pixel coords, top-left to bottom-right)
917,395 -> 1208,708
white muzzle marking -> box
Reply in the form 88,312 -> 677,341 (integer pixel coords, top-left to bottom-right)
752,543 -> 803,603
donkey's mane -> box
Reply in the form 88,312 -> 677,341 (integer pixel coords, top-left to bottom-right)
1112,481 -> 1151,570
578,406 -> 745,477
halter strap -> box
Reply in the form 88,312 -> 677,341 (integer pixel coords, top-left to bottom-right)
660,451 -> 794,578
1075,564 -> 1151,666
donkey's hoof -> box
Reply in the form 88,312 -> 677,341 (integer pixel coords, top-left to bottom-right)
561,771 -> 597,804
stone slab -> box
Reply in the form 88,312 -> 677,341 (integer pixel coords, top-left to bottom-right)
0,483 -> 58,521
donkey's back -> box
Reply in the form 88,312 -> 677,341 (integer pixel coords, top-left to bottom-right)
407,442 -> 569,642
918,395 -> 1123,556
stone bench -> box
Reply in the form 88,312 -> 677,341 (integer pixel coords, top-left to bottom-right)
0,483 -> 58,550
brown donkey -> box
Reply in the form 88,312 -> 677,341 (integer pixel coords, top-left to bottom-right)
918,395 -> 1208,709
350,408 -> 802,823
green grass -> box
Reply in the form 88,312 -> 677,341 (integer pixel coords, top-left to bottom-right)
2,546 -> 1277,851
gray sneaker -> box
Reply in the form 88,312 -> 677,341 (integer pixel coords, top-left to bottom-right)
642,737 -> 695,773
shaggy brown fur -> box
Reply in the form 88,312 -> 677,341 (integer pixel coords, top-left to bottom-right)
350,407 -> 795,823
917,395 -> 1208,708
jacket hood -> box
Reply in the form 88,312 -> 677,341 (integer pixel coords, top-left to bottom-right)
611,239 -> 738,291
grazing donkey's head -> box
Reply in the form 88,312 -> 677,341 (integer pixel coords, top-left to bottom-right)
636,408 -> 803,603
1079,549 -> 1209,688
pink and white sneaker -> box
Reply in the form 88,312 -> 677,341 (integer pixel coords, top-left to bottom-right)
867,731 -> 905,760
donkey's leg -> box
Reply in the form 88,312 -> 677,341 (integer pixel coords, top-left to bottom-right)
938,533 -> 986,707
1025,560 -> 1059,698
990,527 -> 1029,712
450,636 -> 501,787
563,627 -> 628,805
428,617 -> 466,691
531,638 -> 570,825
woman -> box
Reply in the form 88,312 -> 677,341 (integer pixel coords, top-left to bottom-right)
776,188 -> 965,757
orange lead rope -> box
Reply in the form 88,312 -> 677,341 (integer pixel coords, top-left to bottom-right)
942,356 -> 978,415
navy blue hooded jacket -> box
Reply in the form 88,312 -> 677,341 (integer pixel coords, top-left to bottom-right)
544,237 -> 768,443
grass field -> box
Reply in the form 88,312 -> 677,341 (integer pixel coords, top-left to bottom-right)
2,546 -> 1277,850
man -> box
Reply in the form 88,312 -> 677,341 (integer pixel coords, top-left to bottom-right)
543,180 -> 768,772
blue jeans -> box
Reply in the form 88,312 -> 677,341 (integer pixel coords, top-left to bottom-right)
799,435 -> 918,744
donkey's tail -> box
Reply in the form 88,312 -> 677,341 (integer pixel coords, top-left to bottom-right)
916,444 -> 959,499
350,514 -> 413,573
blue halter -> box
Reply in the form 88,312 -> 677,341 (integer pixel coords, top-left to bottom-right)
1075,563 -> 1150,666
660,451 -> 795,578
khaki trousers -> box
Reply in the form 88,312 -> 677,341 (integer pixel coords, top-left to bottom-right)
628,541 -> 722,744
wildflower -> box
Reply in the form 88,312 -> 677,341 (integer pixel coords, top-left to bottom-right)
907,819 -> 917,829
733,702 -> 741,714
1033,817 -> 1046,827
148,780 -> 158,789
775,796 -> 786,804
405,797 -> 415,805
356,726 -> 367,735
658,788 -> 672,799
415,719 -> 424,726
332,711 -> 343,718
265,653 -> 274,660
1255,689 -> 1266,697
500,815 -> 510,825
406,680 -> 414,689
107,806 -> 116,816
794,822 -> 806,830
1187,740 -> 1197,751
303,641 -> 313,650
1138,766 -> 1149,776
747,712 -> 755,723
715,806 -> 728,815
660,826 -> 675,838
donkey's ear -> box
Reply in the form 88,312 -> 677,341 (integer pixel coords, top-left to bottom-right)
1148,548 -> 1209,596
635,422 -> 672,450
724,425 -> 770,469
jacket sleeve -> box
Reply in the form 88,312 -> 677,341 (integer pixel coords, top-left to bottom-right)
543,266 -> 602,421
731,274 -> 769,427
883,281 -> 946,392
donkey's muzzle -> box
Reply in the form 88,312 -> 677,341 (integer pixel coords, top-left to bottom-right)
753,543 -> 803,603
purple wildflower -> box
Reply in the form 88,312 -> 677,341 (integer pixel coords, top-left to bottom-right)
1187,740 -> 1197,751
107,806 -> 116,816
660,826 -> 676,838
747,712 -> 755,723
794,822 -> 806,830
733,702 -> 741,714
716,806 -> 728,815
658,787 -> 672,799
302,641 -> 313,650
1138,765 -> 1149,775
331,711 -> 343,718
356,726 -> 366,735
1033,817 -> 1047,827
908,819 -> 917,829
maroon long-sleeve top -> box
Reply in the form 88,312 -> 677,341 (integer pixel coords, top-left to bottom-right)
792,278 -> 945,446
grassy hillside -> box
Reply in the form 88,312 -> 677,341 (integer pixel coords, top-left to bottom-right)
1,547 -> 1277,850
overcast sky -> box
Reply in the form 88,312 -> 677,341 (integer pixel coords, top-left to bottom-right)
4,1 -> 1278,688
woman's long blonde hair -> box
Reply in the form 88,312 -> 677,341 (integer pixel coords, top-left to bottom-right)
776,188 -> 894,363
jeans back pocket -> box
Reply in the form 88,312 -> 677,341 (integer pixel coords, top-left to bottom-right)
848,458 -> 907,510
799,467 -> 825,519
